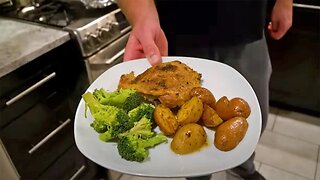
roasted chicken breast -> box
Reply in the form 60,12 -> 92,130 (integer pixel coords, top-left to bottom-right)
118,61 -> 202,108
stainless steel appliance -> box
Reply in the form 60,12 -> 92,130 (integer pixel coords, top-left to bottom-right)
64,8 -> 131,83
1,0 -> 131,83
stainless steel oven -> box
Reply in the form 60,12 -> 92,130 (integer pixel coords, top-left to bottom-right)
84,30 -> 130,83
1,1 -> 131,85
64,8 -> 131,84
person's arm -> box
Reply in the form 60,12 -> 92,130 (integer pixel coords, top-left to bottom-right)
117,0 -> 168,65
268,0 -> 293,40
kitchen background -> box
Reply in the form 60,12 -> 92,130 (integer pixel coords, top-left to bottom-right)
0,0 -> 319,180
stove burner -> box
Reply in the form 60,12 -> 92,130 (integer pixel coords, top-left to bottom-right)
1,0 -> 118,28
18,0 -> 74,27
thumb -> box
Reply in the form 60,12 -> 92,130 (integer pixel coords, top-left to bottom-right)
139,36 -> 162,66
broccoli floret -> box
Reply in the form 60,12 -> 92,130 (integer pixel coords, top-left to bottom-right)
117,134 -> 167,162
82,92 -> 132,141
92,88 -> 143,112
117,116 -> 167,162
120,116 -> 155,138
128,103 -> 155,124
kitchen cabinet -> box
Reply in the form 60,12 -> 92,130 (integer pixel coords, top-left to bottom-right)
0,41 -> 104,179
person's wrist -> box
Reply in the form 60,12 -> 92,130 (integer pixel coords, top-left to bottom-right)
276,0 -> 293,8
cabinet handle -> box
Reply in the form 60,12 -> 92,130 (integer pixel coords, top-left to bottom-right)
120,26 -> 131,34
105,48 -> 125,64
28,118 -> 71,154
293,3 -> 320,10
6,72 -> 56,106
69,165 -> 86,180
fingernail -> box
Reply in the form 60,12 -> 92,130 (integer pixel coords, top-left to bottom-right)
148,54 -> 160,65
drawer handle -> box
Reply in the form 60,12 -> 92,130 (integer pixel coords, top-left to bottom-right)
6,72 -> 56,106
105,48 -> 125,64
69,165 -> 86,180
293,3 -> 320,10
28,118 -> 71,154
120,26 -> 132,34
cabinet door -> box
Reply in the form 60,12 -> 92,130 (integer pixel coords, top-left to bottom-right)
39,145 -> 107,180
0,92 -> 74,178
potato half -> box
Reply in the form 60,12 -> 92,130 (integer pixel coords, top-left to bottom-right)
177,96 -> 203,126
171,123 -> 207,154
154,104 -> 179,136
201,104 -> 224,128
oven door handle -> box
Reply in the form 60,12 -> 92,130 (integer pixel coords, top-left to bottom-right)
103,48 -> 125,65
293,3 -> 320,10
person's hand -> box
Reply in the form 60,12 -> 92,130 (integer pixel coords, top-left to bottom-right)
268,0 -> 293,40
124,18 -> 168,66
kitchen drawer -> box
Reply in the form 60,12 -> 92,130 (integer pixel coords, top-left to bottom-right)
0,71 -> 62,128
0,47 -> 82,128
0,91 -> 75,178
39,145 -> 104,180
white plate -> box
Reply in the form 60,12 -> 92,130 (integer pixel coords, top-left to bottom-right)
74,56 -> 261,178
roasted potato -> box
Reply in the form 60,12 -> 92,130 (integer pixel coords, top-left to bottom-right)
215,96 -> 233,120
214,117 -> 248,151
190,87 -> 216,108
171,123 -> 207,154
201,104 -> 224,128
215,96 -> 251,120
229,97 -> 251,118
177,96 -> 203,126
154,104 -> 179,136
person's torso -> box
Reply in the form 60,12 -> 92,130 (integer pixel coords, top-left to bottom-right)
156,0 -> 267,45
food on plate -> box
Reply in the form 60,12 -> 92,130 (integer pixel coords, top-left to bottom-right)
214,117 -> 249,151
201,104 -> 224,128
127,103 -> 156,126
82,88 -> 167,162
117,117 -> 168,162
83,60 -> 253,161
92,88 -> 144,112
171,123 -> 207,154
118,61 -> 202,108
154,104 -> 179,136
190,87 -> 216,108
214,96 -> 233,121
215,96 -> 251,121
82,91 -> 130,141
229,97 -> 251,118
177,96 -> 204,126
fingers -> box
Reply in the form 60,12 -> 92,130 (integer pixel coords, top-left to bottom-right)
157,29 -> 169,56
123,27 -> 168,66
139,33 -> 162,66
268,21 -> 283,40
123,34 -> 145,61
268,19 -> 292,40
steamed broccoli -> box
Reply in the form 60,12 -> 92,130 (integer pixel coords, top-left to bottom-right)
128,103 -> 155,124
92,88 -> 143,112
117,117 -> 167,162
82,92 -> 132,141
119,116 -> 155,138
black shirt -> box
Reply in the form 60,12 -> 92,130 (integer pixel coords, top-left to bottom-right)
156,0 -> 267,46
